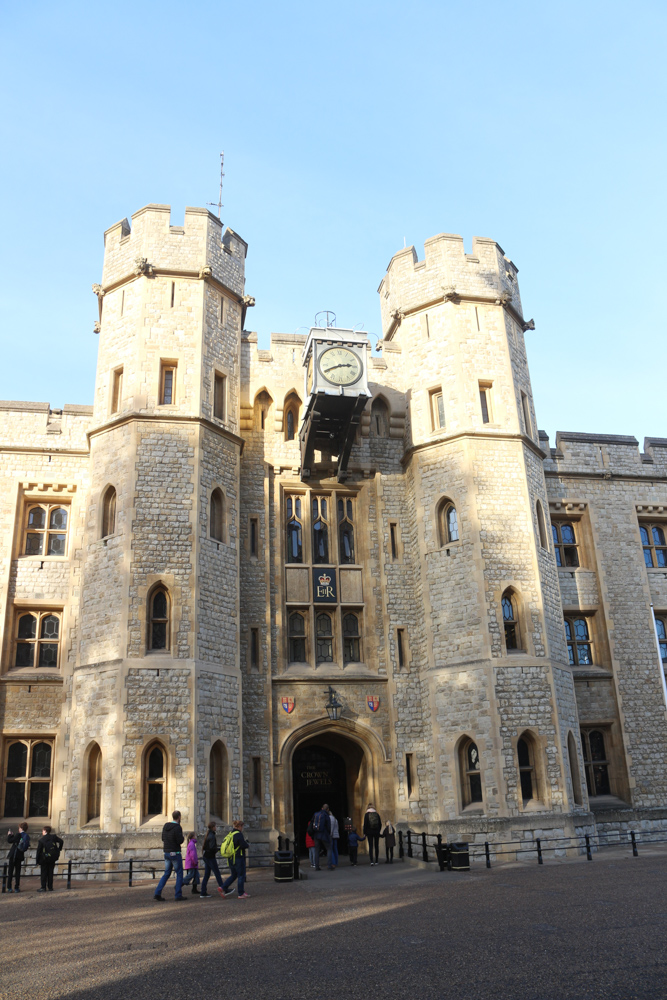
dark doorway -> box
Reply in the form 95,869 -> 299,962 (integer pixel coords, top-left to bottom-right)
293,744 -> 349,856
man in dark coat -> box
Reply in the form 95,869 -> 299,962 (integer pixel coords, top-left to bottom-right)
311,804 -> 333,871
35,826 -> 63,891
363,804 -> 382,866
200,820 -> 226,897
153,810 -> 186,901
6,822 -> 30,892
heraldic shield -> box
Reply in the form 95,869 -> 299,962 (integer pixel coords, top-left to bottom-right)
282,697 -> 295,714
367,696 -> 379,712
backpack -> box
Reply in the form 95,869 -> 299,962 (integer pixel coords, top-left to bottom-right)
307,817 -> 317,838
366,811 -> 380,832
220,830 -> 238,861
42,838 -> 61,862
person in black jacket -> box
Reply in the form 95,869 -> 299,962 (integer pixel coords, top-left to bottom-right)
35,826 -> 63,891
153,810 -> 186,901
200,821 -> 226,898
362,804 -> 382,866
221,820 -> 250,898
6,822 -> 30,893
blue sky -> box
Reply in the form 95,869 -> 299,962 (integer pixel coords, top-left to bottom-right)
1,0 -> 665,444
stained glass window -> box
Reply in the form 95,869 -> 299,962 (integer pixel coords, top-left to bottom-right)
565,616 -> 593,666
640,523 -> 667,568
552,521 -> 579,567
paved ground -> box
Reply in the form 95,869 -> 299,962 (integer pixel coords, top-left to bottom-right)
2,849 -> 666,1000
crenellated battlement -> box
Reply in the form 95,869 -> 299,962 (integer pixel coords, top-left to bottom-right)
539,430 -> 667,478
101,204 -> 247,299
378,233 -> 523,339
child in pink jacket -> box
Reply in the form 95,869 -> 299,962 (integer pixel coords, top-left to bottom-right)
182,832 -> 200,894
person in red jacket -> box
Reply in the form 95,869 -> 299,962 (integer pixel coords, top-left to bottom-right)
305,827 -> 317,868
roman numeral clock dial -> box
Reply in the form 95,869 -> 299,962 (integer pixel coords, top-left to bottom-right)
318,347 -> 362,386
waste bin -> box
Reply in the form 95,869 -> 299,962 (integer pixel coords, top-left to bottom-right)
274,850 -> 294,882
448,842 -> 470,871
435,843 -> 450,872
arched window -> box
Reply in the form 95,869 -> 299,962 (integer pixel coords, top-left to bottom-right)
460,739 -> 483,807
641,523 -> 667,567
3,739 -> 53,818
568,731 -> 583,805
209,741 -> 227,820
286,410 -> 295,440
564,616 -> 593,665
284,392 -> 300,442
288,612 -> 306,662
24,503 -> 69,556
437,500 -> 459,547
536,500 -> 548,549
343,613 -> 361,663
581,728 -> 611,797
286,495 -> 303,563
148,587 -> 170,651
338,498 -> 355,564
517,734 -> 536,802
502,589 -> 521,650
316,613 -> 333,663
655,615 -> 667,664
102,487 -> 116,538
14,611 -> 61,669
210,488 -> 224,542
145,743 -> 166,816
552,521 -> 579,567
86,743 -> 102,823
312,496 -> 329,564
370,398 -> 389,438
255,390 -> 272,431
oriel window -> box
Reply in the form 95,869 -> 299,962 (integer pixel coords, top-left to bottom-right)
338,498 -> 355,564
148,588 -> 170,651
3,739 -> 53,819
312,496 -> 329,564
641,524 -> 667,568
552,521 -> 579,567
286,496 -> 303,563
564,616 -> 593,666
316,612 -> 333,663
342,612 -> 361,663
288,612 -> 306,662
581,729 -> 611,797
24,504 -> 69,557
14,611 -> 61,669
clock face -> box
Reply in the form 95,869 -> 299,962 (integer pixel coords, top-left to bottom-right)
318,347 -> 363,386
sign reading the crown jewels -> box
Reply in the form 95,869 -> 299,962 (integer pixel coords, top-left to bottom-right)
312,567 -> 337,603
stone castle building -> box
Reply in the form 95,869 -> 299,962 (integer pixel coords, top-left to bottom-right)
2,202 -> 667,861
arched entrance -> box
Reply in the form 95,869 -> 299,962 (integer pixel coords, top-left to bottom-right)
291,732 -> 366,856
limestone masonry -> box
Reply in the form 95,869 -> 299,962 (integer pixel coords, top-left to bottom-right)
2,203 -> 667,864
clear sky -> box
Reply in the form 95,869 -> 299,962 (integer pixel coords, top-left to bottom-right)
1,0 -> 665,445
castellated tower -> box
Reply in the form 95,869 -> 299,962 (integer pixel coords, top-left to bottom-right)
70,205 -> 247,844
376,234 -> 588,836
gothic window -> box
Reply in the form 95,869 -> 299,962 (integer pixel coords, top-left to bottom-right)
460,739 -> 483,807
148,587 -> 170,652
312,497 -> 329,564
517,734 -> 536,802
437,500 -> 458,547
255,390 -> 272,431
342,612 -> 361,663
102,486 -> 116,538
316,612 -> 333,663
502,590 -> 521,650
111,367 -> 123,414
429,389 -> 445,430
209,741 -> 227,820
581,729 -> 611,797
370,398 -> 389,438
284,392 -> 300,441
564,616 -> 593,666
655,615 -> 667,664
86,743 -> 102,824
640,523 -> 667,568
338,498 -> 355,564
214,373 -> 226,420
286,496 -> 303,563
3,739 -> 53,818
210,488 -> 225,542
286,409 -> 295,441
14,611 -> 61,669
160,362 -> 177,405
552,521 -> 579,567
568,731 -> 583,805
536,500 -> 548,549
24,504 -> 69,557
145,743 -> 166,816
288,611 -> 307,663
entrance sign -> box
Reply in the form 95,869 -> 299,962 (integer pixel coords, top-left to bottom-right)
367,695 -> 380,712
313,568 -> 337,603
282,697 -> 295,714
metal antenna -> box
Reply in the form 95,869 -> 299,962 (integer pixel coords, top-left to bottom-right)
207,152 -> 225,218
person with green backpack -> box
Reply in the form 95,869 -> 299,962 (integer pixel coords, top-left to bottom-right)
220,820 -> 250,898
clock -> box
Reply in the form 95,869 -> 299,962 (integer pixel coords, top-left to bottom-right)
318,347 -> 363,386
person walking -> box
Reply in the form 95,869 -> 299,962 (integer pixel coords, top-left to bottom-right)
153,810 -> 187,901
381,820 -> 396,863
347,828 -> 365,867
305,826 -> 318,869
200,821 -> 226,898
6,822 -> 30,893
363,804 -> 382,866
221,820 -> 250,899
182,832 -> 200,894
35,826 -> 63,891
329,811 -> 340,868
311,804 -> 332,871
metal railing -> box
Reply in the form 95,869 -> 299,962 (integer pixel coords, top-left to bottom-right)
398,828 -> 667,870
